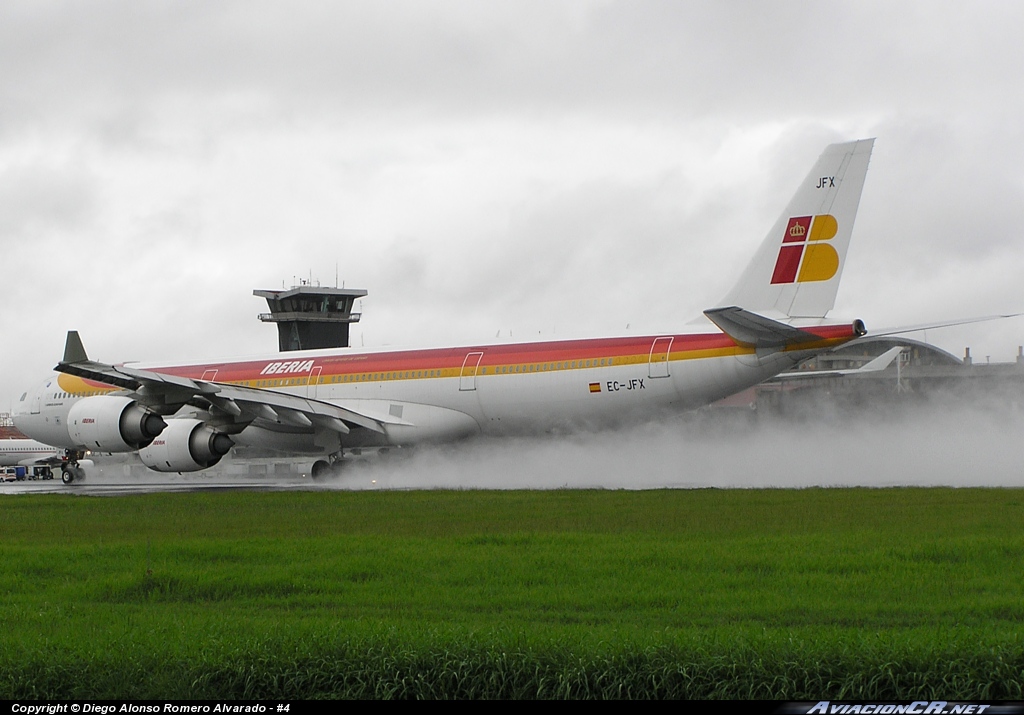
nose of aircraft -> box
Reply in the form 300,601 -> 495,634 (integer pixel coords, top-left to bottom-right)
11,384 -> 34,422
11,391 -> 33,434
11,378 -> 63,447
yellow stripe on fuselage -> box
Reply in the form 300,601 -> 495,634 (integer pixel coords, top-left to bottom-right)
56,374 -> 117,396
50,334 -> 850,393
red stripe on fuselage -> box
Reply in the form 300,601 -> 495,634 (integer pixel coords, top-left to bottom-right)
144,325 -> 860,384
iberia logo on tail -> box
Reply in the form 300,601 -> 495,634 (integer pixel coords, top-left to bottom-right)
770,214 -> 839,284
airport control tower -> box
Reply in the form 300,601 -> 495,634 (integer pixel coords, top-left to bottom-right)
255,284 -> 367,351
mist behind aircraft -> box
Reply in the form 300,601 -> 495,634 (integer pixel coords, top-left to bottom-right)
338,394 -> 1024,490
6,390 -> 1020,495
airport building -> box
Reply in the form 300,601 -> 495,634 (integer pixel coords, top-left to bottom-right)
717,336 -> 1024,419
255,284 -> 366,351
0,412 -> 25,440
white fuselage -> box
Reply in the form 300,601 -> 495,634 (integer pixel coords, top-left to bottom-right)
13,326 -> 856,455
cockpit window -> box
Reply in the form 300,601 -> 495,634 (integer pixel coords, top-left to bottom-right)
19,393 -> 26,401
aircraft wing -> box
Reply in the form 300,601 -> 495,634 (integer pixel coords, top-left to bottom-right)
55,331 -> 385,435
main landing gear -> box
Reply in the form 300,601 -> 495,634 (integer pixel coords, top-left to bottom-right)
310,457 -> 343,479
311,450 -> 349,479
309,446 -> 405,479
61,450 -> 86,484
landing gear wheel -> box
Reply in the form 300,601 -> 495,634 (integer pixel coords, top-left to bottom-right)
62,465 -> 85,484
311,460 -> 332,479
61,450 -> 86,485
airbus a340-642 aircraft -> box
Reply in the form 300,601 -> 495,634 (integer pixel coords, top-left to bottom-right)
15,139 -> 876,484
0,438 -> 61,468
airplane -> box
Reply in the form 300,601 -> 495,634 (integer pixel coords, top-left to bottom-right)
0,438 -> 61,468
14,138 -> 876,484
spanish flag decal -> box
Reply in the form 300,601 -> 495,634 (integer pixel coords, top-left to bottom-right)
589,382 -> 601,393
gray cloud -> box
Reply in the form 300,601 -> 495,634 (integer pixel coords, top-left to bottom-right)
4,1 -> 1024,411
4,3 -> 1022,130
0,164 -> 96,234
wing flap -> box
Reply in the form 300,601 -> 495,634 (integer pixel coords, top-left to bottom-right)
57,360 -> 141,391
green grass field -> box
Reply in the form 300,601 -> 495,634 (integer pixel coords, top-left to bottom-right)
1,488 -> 1023,698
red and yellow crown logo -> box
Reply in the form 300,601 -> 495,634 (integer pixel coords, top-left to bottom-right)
770,214 -> 838,284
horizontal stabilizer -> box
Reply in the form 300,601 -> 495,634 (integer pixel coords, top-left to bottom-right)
775,346 -> 904,380
866,314 -> 1023,338
854,346 -> 905,373
703,306 -> 824,349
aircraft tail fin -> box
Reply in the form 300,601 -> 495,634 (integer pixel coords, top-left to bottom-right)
717,138 -> 874,320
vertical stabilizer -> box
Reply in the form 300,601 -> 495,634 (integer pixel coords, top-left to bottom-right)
717,138 -> 874,319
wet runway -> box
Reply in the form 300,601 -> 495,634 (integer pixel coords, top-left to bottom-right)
5,404 -> 1024,495
0,458 -> 382,496
0,472 -> 332,496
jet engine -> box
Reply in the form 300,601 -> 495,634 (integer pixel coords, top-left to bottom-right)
137,418 -> 234,472
67,395 -> 167,452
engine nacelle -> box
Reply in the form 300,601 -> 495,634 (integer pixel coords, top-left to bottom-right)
137,418 -> 235,472
68,396 -> 167,452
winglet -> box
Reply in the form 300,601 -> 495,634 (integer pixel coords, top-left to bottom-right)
62,331 -> 89,364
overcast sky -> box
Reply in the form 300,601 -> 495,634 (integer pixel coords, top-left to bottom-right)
3,1 -> 1024,411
